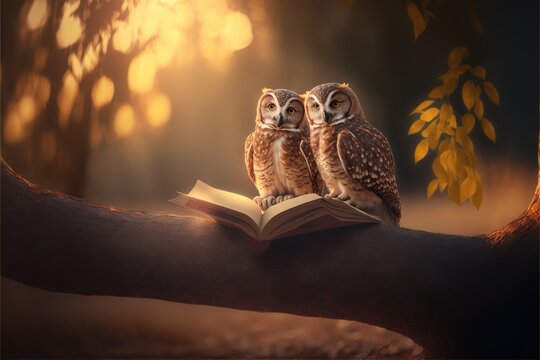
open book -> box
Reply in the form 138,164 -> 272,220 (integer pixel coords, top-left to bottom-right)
169,181 -> 380,242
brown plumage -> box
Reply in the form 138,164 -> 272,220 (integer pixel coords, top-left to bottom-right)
306,83 -> 401,226
245,88 -> 323,210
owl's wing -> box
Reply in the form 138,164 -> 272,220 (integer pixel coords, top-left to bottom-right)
244,132 -> 256,184
300,139 -> 324,195
336,128 -> 401,223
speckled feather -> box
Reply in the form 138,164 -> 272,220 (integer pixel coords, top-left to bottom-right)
308,83 -> 401,225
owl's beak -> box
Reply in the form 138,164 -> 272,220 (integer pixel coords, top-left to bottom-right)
276,114 -> 283,127
323,110 -> 331,123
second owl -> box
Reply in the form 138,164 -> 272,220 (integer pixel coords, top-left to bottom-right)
245,88 -> 323,210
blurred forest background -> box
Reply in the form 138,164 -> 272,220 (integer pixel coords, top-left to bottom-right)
1,0 -> 538,358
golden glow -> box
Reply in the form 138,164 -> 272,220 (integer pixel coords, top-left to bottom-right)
114,104 -> 135,137
4,111 -> 24,144
56,0 -> 83,48
17,96 -> 37,124
57,72 -> 79,127
40,131 -> 57,161
223,12 -> 253,51
35,75 -> 51,106
91,76 -> 115,109
146,92 -> 171,127
128,51 -> 157,94
27,0 -> 48,31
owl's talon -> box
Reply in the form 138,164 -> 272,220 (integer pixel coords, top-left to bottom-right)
275,195 -> 284,203
338,193 -> 350,201
253,196 -> 263,208
261,196 -> 275,210
284,194 -> 294,201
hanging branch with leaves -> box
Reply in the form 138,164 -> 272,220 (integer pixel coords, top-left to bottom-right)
408,47 -> 499,208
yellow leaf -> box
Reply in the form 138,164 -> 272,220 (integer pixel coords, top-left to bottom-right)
460,175 -> 476,202
472,179 -> 483,209
408,119 -> 425,135
483,81 -> 500,105
420,107 -> 439,122
406,1 -> 427,40
462,80 -> 476,110
428,126 -> 441,150
474,98 -> 484,119
455,64 -> 470,75
481,118 -> 496,142
438,138 -> 451,154
415,138 -> 429,163
429,86 -> 446,99
448,182 -> 461,204
472,66 -> 486,80
409,100 -> 434,115
462,114 -> 475,133
444,76 -> 459,95
427,179 -> 438,199
455,126 -> 466,146
439,180 -> 447,191
439,102 -> 453,122
448,114 -> 457,128
421,120 -> 437,137
432,156 -> 447,182
448,47 -> 470,68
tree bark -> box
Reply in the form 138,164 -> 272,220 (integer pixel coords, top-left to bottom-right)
1,153 -> 538,358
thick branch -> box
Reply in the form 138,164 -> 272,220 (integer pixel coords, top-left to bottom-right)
1,160 -> 538,358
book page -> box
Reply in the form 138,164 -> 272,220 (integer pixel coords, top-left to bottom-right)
260,193 -> 322,231
187,180 -> 262,226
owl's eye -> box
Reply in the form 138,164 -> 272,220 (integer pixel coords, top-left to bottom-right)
267,103 -> 276,111
330,100 -> 341,108
312,103 -> 320,110
287,107 -> 296,115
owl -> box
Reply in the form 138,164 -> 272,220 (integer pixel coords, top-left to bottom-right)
245,88 -> 323,210
305,82 -> 401,226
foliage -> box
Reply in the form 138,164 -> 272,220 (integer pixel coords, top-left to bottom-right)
408,47 -> 499,208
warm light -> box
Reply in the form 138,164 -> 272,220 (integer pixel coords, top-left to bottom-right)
223,12 -> 253,51
35,75 -> 51,106
114,104 -> 135,137
112,22 -> 133,53
18,96 -> 37,124
128,51 -> 157,93
57,72 -> 79,127
27,0 -> 48,30
4,111 -> 24,144
40,131 -> 57,161
91,76 -> 115,109
146,92 -> 171,127
56,0 -> 83,48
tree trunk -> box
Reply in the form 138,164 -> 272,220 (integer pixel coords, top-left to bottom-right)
1,140 -> 538,358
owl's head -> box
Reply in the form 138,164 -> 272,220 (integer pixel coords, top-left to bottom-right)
305,82 -> 364,126
256,88 -> 305,130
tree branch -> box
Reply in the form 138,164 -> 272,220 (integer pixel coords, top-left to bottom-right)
1,158 -> 538,358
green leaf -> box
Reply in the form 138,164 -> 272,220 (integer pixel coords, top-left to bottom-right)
406,1 -> 427,40
462,114 -> 475,133
483,81 -> 500,105
409,100 -> 434,115
448,47 -> 470,68
481,118 -> 496,142
472,66 -> 486,80
408,119 -> 425,134
420,107 -> 439,122
415,138 -> 429,163
427,179 -> 438,199
462,80 -> 476,110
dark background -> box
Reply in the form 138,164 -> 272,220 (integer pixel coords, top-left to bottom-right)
1,0 -> 538,358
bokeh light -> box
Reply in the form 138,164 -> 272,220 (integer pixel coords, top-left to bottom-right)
27,0 -> 48,31
128,51 -> 157,94
57,72 -> 79,127
223,12 -> 253,51
91,76 -> 115,109
56,0 -> 83,48
145,92 -> 171,128
114,104 -> 136,137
